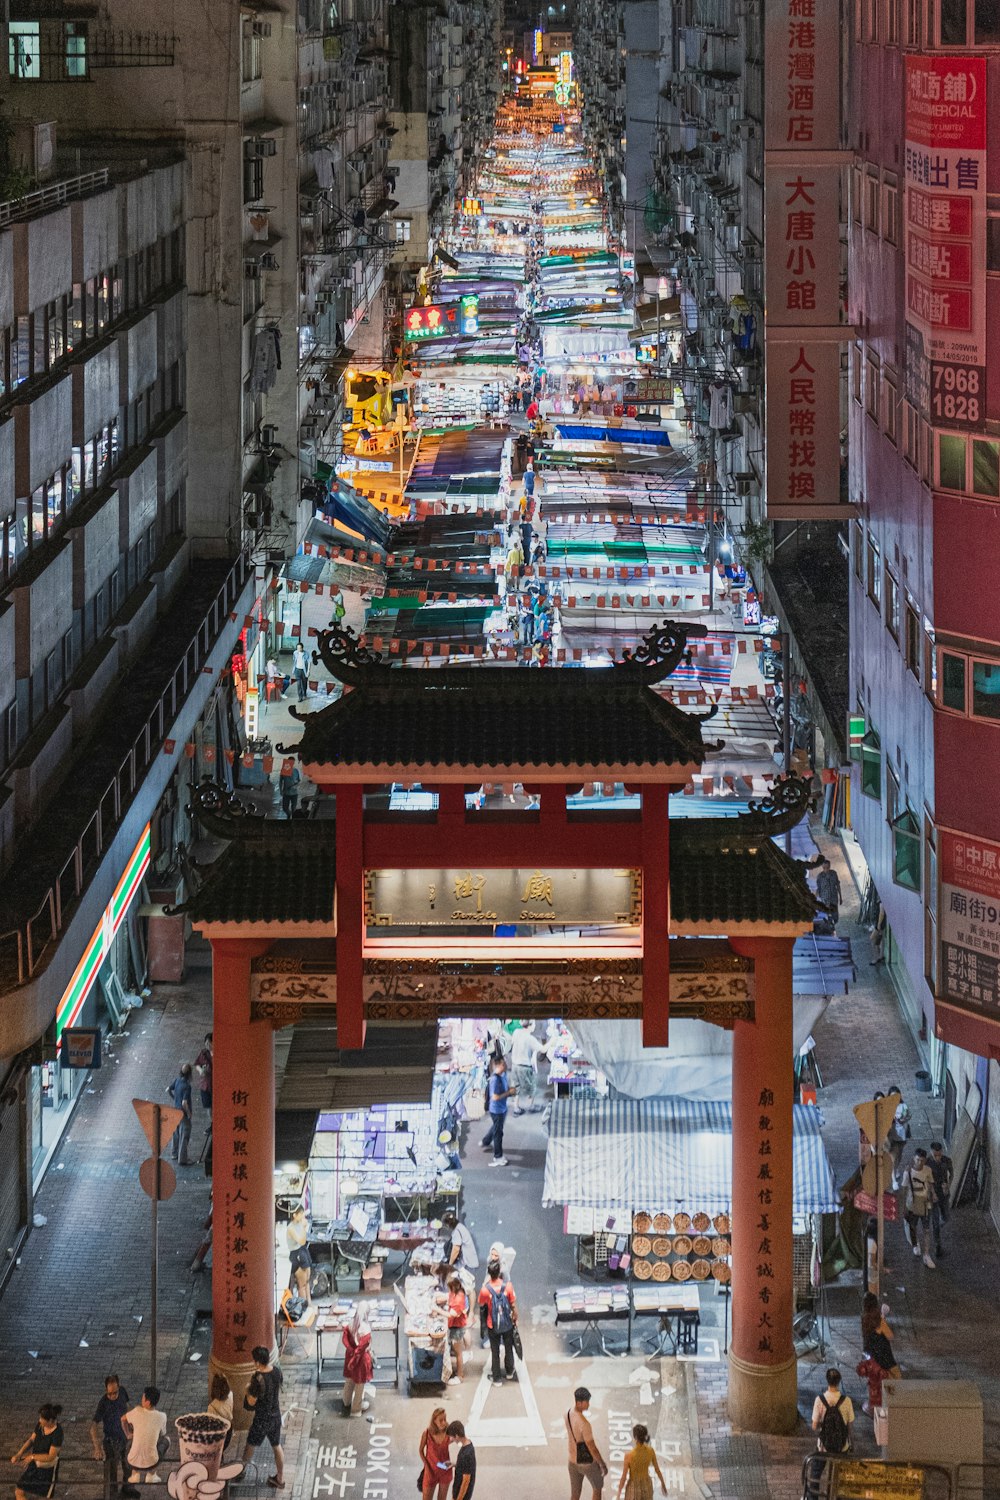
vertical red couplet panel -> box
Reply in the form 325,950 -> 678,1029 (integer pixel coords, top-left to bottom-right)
336,782 -> 366,1049
641,784 -> 670,1047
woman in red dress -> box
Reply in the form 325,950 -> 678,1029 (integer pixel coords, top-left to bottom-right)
341,1309 -> 373,1417
418,1408 -> 453,1500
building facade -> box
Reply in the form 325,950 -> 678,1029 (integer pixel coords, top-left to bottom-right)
846,2 -> 1000,1218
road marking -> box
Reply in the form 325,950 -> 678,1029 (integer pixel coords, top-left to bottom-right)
466,1354 -> 548,1447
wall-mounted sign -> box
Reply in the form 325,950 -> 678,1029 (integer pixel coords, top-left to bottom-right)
462,198 -> 482,216
939,828 -> 1000,1022
904,55 -> 986,428
365,867 -> 640,929
403,295 -> 479,340
61,1028 -> 102,1069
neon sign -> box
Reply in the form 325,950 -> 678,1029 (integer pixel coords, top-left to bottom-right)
403,294 -> 479,339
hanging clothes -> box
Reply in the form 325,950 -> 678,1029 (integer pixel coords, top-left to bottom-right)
250,328 -> 279,395
708,380 -> 734,431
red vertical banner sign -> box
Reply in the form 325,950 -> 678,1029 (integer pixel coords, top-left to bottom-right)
903,56 -> 987,427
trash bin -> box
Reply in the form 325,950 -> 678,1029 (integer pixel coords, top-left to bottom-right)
915,1069 -> 932,1093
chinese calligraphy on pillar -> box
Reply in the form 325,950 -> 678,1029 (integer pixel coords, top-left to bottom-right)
903,56 -> 986,428
762,0 -> 848,519
755,1087 -> 776,1357
226,1089 -> 252,1356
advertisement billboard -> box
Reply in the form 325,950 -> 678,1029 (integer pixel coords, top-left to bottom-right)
904,56 -> 987,427
939,828 -> 1000,1021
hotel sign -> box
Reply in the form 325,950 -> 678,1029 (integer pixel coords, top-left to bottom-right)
365,867 -> 640,928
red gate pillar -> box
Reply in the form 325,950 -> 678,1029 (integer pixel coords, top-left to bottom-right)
727,935 -> 798,1434
641,785 -> 670,1047
336,783 -> 366,1049
209,937 -> 275,1423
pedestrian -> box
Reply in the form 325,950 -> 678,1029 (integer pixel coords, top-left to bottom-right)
207,1375 -> 234,1450
443,1209 -> 479,1273
526,398 -> 539,422
510,1020 -> 547,1113
12,1405 -> 64,1500
265,657 -> 285,701
446,1422 -> 476,1500
505,534 -> 523,589
241,1346 -> 285,1489
341,1307 -> 373,1416
857,1292 -> 899,1414
478,1258 -> 517,1384
194,1032 -> 213,1114
928,1140 -> 953,1257
279,758 -> 301,818
565,1387 -> 609,1499
804,1368 -> 854,1500
520,518 -> 533,561
902,1148 -> 937,1266
166,1062 -> 193,1165
331,591 -> 346,627
523,464 -> 536,500
815,859 -> 842,929
870,904 -> 886,965
887,1084 -> 911,1184
121,1388 -> 167,1497
292,642 -> 309,702
481,1054 -> 515,1165
286,1206 -> 312,1304
447,1277 -> 471,1384
90,1374 -> 130,1488
616,1424 -> 667,1499
419,1408 -> 453,1500
521,386 -> 532,413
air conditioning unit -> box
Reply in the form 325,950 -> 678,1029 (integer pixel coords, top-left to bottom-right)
733,472 -> 756,496
260,423 -> 279,447
254,137 -> 278,158
13,119 -> 56,182
252,19 -> 272,36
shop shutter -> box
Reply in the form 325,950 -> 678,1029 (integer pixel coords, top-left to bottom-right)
0,1078 -> 26,1277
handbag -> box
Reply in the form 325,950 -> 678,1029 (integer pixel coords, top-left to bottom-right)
566,1410 -> 591,1466
512,1325 -> 523,1360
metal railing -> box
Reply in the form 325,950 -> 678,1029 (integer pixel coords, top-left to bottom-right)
0,546 -> 253,988
0,168 -> 110,227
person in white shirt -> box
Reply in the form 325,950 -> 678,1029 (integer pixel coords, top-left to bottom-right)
443,1210 -> 479,1272
510,1021 -> 548,1113
810,1368 -> 854,1452
121,1387 -> 167,1494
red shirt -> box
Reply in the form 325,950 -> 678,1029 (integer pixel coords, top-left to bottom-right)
478,1277 -> 516,1330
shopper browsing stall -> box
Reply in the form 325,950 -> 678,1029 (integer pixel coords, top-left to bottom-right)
478,1258 -> 518,1384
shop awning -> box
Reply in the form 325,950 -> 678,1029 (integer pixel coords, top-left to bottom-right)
542,1096 -> 840,1214
276,1021 -> 437,1111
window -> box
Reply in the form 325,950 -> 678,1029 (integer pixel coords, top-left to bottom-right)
866,354 -> 880,421
939,0 -> 967,40
989,217 -> 1000,272
886,0 -> 901,41
938,432 -> 967,491
865,0 -> 879,38
941,651 -> 966,712
852,343 -> 863,404
860,727 -> 882,799
9,22 -> 40,78
924,622 -> 937,698
886,761 -> 900,826
935,0 -> 1000,42
882,178 -> 898,245
867,536 -> 881,606
244,155 -> 264,204
883,373 -> 898,445
903,400 -> 918,468
885,569 -> 900,638
972,660 -> 1000,721
905,603 -> 920,677
64,21 -> 88,77
905,0 -> 924,42
852,522 -> 864,581
972,439 -> 1000,498
892,807 -> 921,891
394,219 -> 412,243
865,172 -> 880,233
852,165 -> 863,225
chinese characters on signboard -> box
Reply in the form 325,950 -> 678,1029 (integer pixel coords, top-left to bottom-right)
755,1087 -> 776,1356
939,830 -> 1000,1020
365,866 -> 640,928
762,0 -> 847,519
403,295 -> 479,340
226,1088 -> 252,1355
903,56 -> 986,427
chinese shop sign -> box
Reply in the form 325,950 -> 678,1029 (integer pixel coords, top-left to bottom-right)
365,866 -> 639,928
939,829 -> 1000,1021
762,0 -> 847,519
403,295 -> 479,340
903,56 -> 986,427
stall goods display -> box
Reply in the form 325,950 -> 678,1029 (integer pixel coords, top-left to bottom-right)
633,1258 -> 653,1280
632,1212 -> 652,1233
672,1260 -> 692,1281
632,1235 -> 652,1258
711,1260 -> 731,1283
713,1214 -> 730,1234
651,1236 -> 671,1258
691,1259 -> 711,1281
712,1236 -> 730,1258
673,1212 -> 692,1232
691,1213 -> 711,1233
652,1212 -> 672,1233
651,1261 -> 671,1282
692,1235 -> 711,1257
672,1234 -> 693,1256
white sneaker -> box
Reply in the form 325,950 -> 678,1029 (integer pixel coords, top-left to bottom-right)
912,1244 -> 921,1257
490,1156 -> 509,1166
923,1253 -> 936,1268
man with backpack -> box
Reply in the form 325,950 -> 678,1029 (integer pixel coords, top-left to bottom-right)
805,1368 -> 854,1496
477,1259 -> 518,1383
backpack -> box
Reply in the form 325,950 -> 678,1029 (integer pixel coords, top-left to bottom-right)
818,1393 -> 848,1454
489,1282 -> 513,1334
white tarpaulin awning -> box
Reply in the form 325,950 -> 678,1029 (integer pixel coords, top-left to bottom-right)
542,1096 -> 840,1214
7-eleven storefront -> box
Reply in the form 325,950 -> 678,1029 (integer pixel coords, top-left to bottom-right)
27,825 -> 151,1185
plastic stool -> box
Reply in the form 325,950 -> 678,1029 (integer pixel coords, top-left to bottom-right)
678,1310 -> 700,1354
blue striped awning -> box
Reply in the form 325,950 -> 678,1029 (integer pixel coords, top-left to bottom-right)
542,1096 -> 839,1215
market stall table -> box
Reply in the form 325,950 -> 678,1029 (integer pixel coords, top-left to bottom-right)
631,1283 -> 702,1355
554,1285 -> 630,1356
316,1298 -> 401,1389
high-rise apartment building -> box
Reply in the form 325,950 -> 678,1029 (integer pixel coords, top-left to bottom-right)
847,2 -> 1000,1205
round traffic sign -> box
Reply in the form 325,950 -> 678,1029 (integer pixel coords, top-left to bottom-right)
139,1156 -> 177,1201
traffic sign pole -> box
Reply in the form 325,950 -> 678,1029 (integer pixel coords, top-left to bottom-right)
152,1103 -> 159,1387
874,1095 -> 884,1300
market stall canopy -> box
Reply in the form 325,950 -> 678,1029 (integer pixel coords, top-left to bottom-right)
542,1096 -> 839,1214
276,1018 -> 436,1110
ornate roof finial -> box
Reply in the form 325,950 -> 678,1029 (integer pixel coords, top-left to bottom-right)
615,620 -> 709,682
314,624 -> 389,684
735,774 -> 813,836
187,780 -> 266,840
